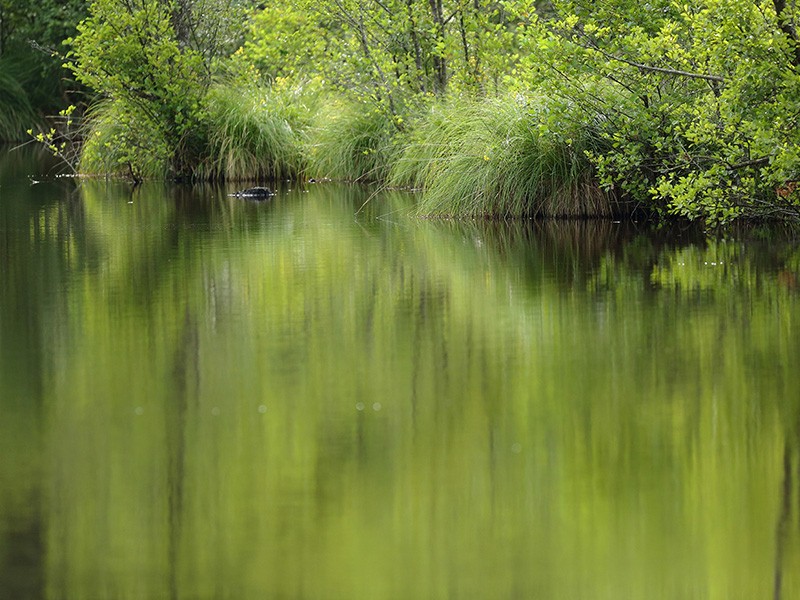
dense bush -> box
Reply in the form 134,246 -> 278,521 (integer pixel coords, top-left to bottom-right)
509,0 -> 800,223
198,80 -> 316,181
79,99 -> 172,178
0,0 -> 87,141
0,55 -> 37,140
306,100 -> 399,183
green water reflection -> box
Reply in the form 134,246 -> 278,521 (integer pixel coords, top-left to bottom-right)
1,146 -> 800,598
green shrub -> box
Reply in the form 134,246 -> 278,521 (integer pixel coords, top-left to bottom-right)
68,0 -> 206,178
509,0 -> 800,224
79,99 -> 172,179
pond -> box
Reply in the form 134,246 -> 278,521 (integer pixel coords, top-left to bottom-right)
1,145 -> 799,599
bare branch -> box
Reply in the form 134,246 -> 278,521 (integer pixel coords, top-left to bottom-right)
727,156 -> 770,170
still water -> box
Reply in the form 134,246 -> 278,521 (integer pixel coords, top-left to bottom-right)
1,145 -> 799,599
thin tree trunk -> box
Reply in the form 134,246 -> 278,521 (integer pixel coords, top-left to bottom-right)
406,0 -> 426,92
428,0 -> 447,92
458,8 -> 470,75
356,13 -> 398,117
773,0 -> 800,67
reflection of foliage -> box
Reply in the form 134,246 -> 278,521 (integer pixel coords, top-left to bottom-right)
3,153 -> 800,596
651,242 -> 745,292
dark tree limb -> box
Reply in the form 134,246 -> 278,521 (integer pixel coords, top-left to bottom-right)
581,35 -> 726,83
773,0 -> 800,67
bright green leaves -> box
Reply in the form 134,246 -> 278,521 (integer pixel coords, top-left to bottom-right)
66,0 -> 214,178
68,0 -> 205,108
236,0 -> 330,81
240,0 -> 523,119
54,0 -> 800,221
509,0 -> 800,223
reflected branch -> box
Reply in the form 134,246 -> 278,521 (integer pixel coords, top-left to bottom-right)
168,308 -> 199,599
773,439 -> 794,600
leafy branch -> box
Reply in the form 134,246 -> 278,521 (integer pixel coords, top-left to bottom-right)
28,105 -> 81,175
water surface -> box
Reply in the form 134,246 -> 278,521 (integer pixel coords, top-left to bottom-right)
1,146 -> 800,599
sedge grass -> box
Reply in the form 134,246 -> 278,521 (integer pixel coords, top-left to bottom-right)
306,99 -> 397,183
391,94 -> 614,218
79,99 -> 172,179
0,56 -> 37,141
199,80 -> 313,181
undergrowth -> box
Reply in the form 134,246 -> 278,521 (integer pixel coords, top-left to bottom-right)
80,99 -> 172,179
0,56 -> 37,141
73,82 -> 621,218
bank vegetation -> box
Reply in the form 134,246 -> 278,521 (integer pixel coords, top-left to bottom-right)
15,0 -> 800,224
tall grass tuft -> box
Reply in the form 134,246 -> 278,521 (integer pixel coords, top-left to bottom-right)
391,95 -> 615,218
200,80 -> 312,181
306,99 -> 398,183
79,99 -> 172,179
0,56 -> 37,141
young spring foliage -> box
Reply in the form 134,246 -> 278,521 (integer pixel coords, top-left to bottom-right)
67,0 -> 207,178
240,0 -> 524,114
510,0 -> 800,223
66,0 -> 253,179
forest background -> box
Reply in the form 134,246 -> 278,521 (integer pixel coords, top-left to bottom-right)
2,0 -> 800,223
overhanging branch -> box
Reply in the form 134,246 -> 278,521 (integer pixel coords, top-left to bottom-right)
576,31 -> 726,83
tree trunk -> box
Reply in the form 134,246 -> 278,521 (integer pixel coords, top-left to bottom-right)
427,0 -> 448,92
405,0 -> 426,92
773,0 -> 800,67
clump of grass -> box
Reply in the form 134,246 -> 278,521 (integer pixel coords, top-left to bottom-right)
79,80 -> 316,181
306,99 -> 398,182
200,80 -> 313,181
391,94 -> 614,218
79,99 -> 172,179
0,56 -> 37,141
